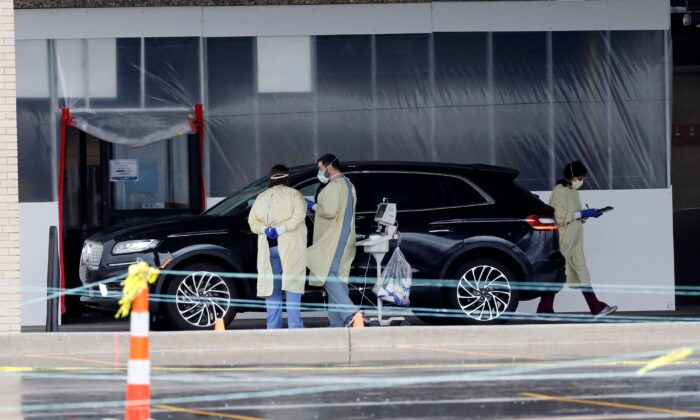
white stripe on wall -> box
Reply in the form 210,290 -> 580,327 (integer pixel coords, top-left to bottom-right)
16,0 -> 668,40
519,188 -> 675,313
19,202 -> 59,327
432,0 -> 669,33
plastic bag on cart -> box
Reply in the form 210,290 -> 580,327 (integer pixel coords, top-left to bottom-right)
373,247 -> 412,306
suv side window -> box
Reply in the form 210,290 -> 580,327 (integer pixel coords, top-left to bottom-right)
440,175 -> 488,207
349,172 -> 445,212
298,181 -> 322,201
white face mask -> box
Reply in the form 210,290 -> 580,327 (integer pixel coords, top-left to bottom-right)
571,179 -> 584,190
317,170 -> 329,184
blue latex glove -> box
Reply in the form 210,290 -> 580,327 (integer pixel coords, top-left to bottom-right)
305,198 -> 316,212
264,227 -> 279,240
580,208 -> 602,219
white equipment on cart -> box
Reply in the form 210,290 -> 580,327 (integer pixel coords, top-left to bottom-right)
356,201 -> 409,326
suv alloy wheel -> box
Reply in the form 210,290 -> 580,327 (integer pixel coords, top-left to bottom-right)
164,262 -> 238,330
448,258 -> 519,325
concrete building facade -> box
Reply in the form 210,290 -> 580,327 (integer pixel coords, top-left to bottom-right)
7,0 -> 677,328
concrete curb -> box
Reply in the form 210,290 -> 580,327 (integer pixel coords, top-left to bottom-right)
3,323 -> 699,366
348,322 -> 700,348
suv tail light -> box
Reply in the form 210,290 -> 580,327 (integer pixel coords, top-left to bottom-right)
526,215 -> 558,231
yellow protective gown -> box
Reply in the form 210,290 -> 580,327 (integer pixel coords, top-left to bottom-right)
307,176 -> 357,286
248,185 -> 308,297
549,184 -> 591,288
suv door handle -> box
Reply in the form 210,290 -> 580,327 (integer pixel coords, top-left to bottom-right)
428,227 -> 453,234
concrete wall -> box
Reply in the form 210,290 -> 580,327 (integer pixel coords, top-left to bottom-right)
519,189 -> 675,313
0,0 -> 19,332
19,203 -> 57,327
15,0 -> 669,39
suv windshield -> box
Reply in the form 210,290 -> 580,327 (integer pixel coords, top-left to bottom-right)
204,177 -> 268,217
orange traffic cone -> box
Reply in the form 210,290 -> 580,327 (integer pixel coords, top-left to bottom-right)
214,317 -> 226,332
352,312 -> 365,328
125,289 -> 151,420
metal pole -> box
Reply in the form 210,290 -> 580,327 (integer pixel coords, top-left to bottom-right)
487,33 -> 495,165
376,260 -> 383,325
45,226 -> 59,332
371,35 -> 378,160
428,33 -> 436,162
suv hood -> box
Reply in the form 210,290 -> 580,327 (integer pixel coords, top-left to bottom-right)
88,214 -> 233,242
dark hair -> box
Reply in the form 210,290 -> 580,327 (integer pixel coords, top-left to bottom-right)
267,164 -> 290,188
317,153 -> 340,171
556,160 -> 588,186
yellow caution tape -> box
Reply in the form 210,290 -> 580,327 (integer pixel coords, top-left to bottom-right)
115,261 -> 160,319
636,347 -> 693,376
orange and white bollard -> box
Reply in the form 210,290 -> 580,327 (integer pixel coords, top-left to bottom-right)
125,288 -> 151,420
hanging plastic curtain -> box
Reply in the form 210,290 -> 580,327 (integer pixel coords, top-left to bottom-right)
204,31 -> 670,196
54,37 -> 199,148
16,31 -> 671,201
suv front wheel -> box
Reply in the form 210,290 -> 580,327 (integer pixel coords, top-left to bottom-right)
447,258 -> 519,325
164,262 -> 238,330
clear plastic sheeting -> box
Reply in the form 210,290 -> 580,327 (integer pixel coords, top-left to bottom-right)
16,31 -> 671,202
206,31 -> 670,195
16,37 -> 200,199
55,37 -> 200,148
67,111 -> 194,148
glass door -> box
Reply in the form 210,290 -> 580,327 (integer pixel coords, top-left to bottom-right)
105,134 -> 203,226
111,137 -> 190,211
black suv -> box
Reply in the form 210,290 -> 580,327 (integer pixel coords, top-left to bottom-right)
79,162 -> 565,329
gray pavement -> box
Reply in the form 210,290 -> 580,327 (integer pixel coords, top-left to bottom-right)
3,323 -> 700,418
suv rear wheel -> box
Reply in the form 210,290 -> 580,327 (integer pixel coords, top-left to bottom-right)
447,258 -> 519,325
164,262 -> 238,330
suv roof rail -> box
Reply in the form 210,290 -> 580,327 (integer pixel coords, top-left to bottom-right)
290,161 -> 519,179
293,160 -> 516,170
459,163 -> 519,178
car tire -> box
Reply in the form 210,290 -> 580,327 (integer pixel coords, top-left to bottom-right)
164,262 -> 238,331
446,258 -> 519,325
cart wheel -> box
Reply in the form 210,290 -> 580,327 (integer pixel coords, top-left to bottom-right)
399,320 -> 411,326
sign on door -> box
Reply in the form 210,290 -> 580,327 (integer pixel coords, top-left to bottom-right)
109,159 -> 139,182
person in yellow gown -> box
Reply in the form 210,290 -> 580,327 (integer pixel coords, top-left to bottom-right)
537,160 -> 617,318
248,164 -> 307,329
306,154 -> 361,328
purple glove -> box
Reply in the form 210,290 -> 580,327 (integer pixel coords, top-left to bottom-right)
264,227 -> 279,240
305,198 -> 316,212
580,208 -> 602,219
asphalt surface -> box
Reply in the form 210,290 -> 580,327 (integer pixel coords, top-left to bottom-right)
3,344 -> 700,419
11,308 -> 700,419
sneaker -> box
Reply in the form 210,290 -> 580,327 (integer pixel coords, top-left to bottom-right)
594,305 -> 617,318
